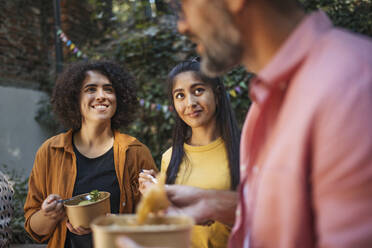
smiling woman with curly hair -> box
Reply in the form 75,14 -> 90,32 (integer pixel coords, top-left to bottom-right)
24,61 -> 157,248
51,61 -> 138,130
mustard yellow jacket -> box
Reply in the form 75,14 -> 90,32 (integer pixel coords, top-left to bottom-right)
24,130 -> 157,247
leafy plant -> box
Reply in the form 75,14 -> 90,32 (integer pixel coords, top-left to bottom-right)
300,0 -> 372,36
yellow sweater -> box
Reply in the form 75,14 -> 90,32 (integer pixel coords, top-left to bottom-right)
161,137 -> 231,248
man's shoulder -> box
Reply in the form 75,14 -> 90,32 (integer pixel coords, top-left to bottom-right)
321,28 -> 372,63
296,28 -> 372,91
282,28 -> 372,120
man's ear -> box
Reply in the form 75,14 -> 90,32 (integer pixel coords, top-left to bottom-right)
225,0 -> 247,14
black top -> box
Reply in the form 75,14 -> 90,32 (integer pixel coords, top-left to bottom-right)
64,142 -> 121,248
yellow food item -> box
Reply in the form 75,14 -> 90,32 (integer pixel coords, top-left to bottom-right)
75,190 -> 101,206
78,200 -> 92,206
136,175 -> 169,224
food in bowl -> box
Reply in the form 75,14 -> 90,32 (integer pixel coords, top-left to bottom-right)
136,176 -> 170,224
77,190 -> 101,206
77,200 -> 92,206
64,191 -> 111,229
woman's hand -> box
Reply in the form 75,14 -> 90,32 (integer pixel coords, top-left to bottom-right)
139,169 -> 157,194
164,185 -> 212,224
41,194 -> 66,221
66,222 -> 91,235
165,189 -> 212,225
29,194 -> 66,236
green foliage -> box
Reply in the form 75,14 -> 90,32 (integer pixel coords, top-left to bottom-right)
87,0 -> 115,32
0,165 -> 35,244
36,0 -> 371,165
224,68 -> 253,126
300,0 -> 372,36
96,17 -> 251,165
115,21 -> 195,164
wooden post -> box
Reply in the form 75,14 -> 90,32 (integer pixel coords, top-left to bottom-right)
53,0 -> 63,74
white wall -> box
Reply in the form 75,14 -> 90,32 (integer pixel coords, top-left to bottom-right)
0,85 -> 53,178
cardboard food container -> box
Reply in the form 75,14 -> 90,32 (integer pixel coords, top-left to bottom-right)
91,214 -> 194,248
64,191 -> 111,229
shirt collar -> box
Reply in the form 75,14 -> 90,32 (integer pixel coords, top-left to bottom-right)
50,129 -> 74,153
50,129 -> 134,153
250,11 -> 333,105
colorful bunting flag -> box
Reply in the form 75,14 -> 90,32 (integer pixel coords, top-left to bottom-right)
57,29 -> 88,59
234,86 -> 242,94
229,89 -> 237,98
162,105 -> 168,113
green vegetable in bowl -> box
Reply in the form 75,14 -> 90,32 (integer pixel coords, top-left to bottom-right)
89,190 -> 100,202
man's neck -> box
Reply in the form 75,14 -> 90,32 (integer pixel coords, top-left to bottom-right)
240,2 -> 305,72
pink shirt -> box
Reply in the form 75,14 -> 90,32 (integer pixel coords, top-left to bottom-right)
229,11 -> 372,248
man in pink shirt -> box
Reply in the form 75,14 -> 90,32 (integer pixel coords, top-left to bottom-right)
118,0 -> 372,247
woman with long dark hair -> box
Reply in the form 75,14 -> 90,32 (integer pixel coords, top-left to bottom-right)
140,59 -> 240,248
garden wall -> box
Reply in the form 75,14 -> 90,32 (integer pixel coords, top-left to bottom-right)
0,0 -> 96,88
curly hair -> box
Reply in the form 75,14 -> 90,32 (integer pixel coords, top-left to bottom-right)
51,60 -> 138,130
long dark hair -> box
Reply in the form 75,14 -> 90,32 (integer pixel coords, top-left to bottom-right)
165,59 -> 240,190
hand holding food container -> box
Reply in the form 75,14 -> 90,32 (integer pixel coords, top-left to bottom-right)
91,176 -> 194,248
40,194 -> 66,221
63,190 -> 111,229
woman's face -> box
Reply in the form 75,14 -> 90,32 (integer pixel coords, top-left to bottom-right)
79,70 -> 117,125
172,71 -> 217,130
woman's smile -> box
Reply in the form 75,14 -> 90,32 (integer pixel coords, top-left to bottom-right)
187,109 -> 202,118
91,103 -> 110,111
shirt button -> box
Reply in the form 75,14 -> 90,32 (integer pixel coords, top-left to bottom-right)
236,208 -> 241,217
122,202 -> 126,206
241,163 -> 248,174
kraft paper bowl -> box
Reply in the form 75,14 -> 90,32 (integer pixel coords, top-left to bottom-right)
91,214 -> 194,248
64,191 -> 111,229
